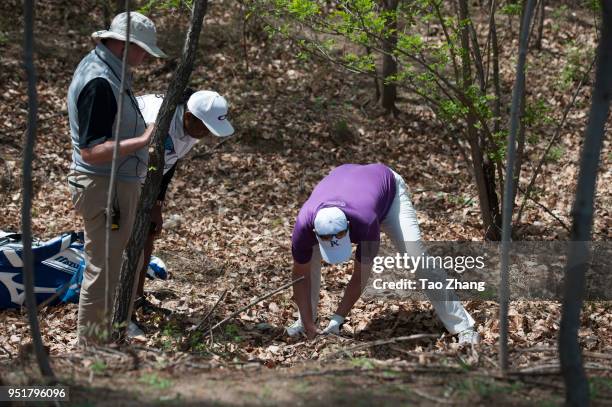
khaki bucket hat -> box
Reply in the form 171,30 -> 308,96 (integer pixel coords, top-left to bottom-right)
91,12 -> 167,58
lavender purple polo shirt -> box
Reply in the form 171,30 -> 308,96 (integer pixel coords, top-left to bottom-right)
291,164 -> 397,264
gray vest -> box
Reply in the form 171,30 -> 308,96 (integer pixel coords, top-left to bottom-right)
68,44 -> 148,182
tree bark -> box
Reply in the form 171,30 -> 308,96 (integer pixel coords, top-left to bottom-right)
458,0 -> 501,241
510,0 -> 532,215
559,2 -> 612,405
380,0 -> 399,115
490,0 -> 501,136
22,0 -> 55,382
105,0 -> 131,329
499,0 -> 536,374
536,0 -> 545,50
111,0 -> 210,341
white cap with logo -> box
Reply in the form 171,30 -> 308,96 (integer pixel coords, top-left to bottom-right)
314,207 -> 352,264
92,12 -> 167,58
187,91 -> 235,137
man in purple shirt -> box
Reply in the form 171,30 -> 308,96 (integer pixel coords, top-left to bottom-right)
289,164 -> 479,344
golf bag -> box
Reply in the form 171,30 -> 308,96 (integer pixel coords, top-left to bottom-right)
0,230 -> 167,309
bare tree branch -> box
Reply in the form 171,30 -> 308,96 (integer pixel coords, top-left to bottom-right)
500,0 -> 536,374
105,0 -> 131,331
112,0 -> 210,341
203,276 -> 304,338
22,0 -> 55,382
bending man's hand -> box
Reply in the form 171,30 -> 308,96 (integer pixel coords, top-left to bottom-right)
322,314 -> 345,335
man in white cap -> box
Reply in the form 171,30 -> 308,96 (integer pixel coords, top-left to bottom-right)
289,164 -> 480,344
66,12 -> 166,343
132,88 -> 234,321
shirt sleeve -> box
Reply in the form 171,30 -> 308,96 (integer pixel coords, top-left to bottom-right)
157,162 -> 177,201
291,212 -> 317,264
76,78 -> 117,148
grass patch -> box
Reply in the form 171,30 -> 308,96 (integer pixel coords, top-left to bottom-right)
455,378 -> 523,400
350,357 -> 375,370
139,373 -> 173,391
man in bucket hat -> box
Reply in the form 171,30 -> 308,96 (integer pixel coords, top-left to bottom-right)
66,12 -> 166,343
289,163 -> 480,344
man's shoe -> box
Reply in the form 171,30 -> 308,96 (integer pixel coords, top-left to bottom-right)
134,296 -> 155,311
458,328 -> 480,345
286,319 -> 304,337
127,321 -> 145,339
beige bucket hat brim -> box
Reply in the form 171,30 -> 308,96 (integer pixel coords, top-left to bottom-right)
92,30 -> 167,58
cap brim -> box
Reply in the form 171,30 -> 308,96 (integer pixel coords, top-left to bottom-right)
202,118 -> 235,138
317,233 -> 352,264
91,30 -> 167,58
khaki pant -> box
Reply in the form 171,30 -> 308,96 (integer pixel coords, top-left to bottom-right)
68,171 -> 142,343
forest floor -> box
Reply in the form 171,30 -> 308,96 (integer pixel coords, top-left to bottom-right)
0,0 -> 611,405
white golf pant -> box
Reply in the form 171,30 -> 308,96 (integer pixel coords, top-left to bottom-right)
302,169 -> 474,334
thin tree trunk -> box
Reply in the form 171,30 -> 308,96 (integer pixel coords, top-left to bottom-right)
102,0 -> 112,28
22,0 -> 55,381
512,90 -> 526,213
536,0 -> 545,50
489,0 -> 505,202
433,0 -> 461,84
114,0 -> 124,14
367,45 -> 380,103
111,0 -> 210,341
499,0 -> 536,374
559,2 -> 612,405
380,0 -> 399,115
469,21 -> 486,91
458,0 -> 501,241
511,1 -> 532,215
104,0 -> 130,335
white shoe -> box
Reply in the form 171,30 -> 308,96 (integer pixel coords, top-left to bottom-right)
127,321 -> 145,339
286,319 -> 304,337
458,328 -> 480,345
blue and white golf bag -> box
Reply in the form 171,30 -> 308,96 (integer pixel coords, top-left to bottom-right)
0,230 -> 167,309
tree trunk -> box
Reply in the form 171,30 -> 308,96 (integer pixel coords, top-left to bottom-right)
489,0 -> 506,202
499,0 -> 536,374
559,2 -> 612,405
458,0 -> 501,241
105,0 -> 131,329
380,0 -> 399,115
101,0 -> 111,27
111,0 -> 210,341
22,0 -> 55,382
536,0 -> 545,50
511,0 -> 531,215
114,0 -> 124,14
490,1 -> 501,135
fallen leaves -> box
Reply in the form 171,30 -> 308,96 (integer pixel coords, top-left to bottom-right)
0,2 -> 610,400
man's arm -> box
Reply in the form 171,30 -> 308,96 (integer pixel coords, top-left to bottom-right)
292,261 -> 318,339
334,259 -> 372,318
76,77 -> 155,165
80,124 -> 155,165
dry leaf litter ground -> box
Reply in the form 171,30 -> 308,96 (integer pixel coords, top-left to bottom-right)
0,1 -> 611,405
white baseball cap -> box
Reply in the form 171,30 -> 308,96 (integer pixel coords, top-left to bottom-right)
187,91 -> 235,137
92,12 -> 167,58
314,207 -> 352,264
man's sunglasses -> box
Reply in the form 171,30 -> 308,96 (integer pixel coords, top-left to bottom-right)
314,227 -> 349,241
